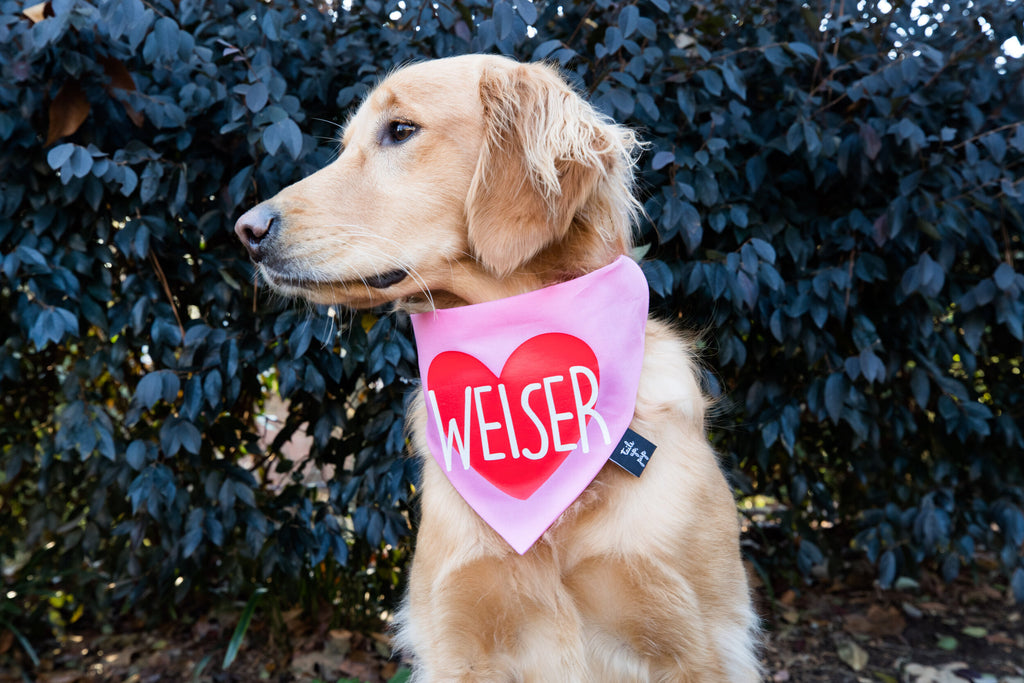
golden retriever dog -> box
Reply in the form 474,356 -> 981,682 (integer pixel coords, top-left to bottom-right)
235,54 -> 759,682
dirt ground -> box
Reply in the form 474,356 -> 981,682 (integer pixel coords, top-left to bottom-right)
2,568 -> 1022,683
759,571 -> 1023,682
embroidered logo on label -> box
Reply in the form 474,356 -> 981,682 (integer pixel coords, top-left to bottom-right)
609,428 -> 657,477
426,333 -> 609,500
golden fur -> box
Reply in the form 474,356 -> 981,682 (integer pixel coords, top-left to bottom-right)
235,54 -> 759,682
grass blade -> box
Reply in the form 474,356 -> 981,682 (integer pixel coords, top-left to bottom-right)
222,587 -> 267,670
1,619 -> 40,667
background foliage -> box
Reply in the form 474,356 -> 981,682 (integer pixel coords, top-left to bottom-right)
2,0 -> 1023,659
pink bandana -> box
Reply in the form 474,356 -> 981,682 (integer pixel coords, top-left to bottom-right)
410,256 -> 648,553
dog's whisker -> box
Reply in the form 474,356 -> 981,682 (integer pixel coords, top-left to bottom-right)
289,228 -> 444,310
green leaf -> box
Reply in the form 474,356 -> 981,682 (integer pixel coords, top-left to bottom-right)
764,45 -> 791,69
516,0 -> 537,25
47,142 -> 75,169
245,82 -> 268,113
16,239 -> 45,269
878,549 -> 897,589
263,118 -> 302,158
641,259 -> 673,297
494,2 -> 516,41
1012,568 -> 1024,603
676,87 -> 696,122
652,150 -> 675,170
720,62 -> 746,99
698,69 -> 723,96
993,263 -> 1015,291
183,509 -> 204,558
0,619 -> 39,667
750,238 -> 775,264
69,145 -> 93,178
135,372 -> 164,409
745,155 -> 766,191
126,440 -> 148,470
204,370 -> 222,409
178,420 -> 202,455
981,132 -> 1006,162
824,373 -> 845,424
388,668 -> 413,683
120,166 -> 139,196
618,5 -> 639,38
261,10 -> 280,41
679,202 -> 702,253
533,39 -> 562,61
860,123 -> 881,160
222,587 -> 267,669
30,308 -> 67,349
154,16 -> 180,60
787,42 -> 818,60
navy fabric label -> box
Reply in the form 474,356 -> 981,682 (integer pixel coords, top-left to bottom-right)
608,428 -> 656,477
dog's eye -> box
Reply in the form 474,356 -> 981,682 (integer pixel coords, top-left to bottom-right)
384,120 -> 419,145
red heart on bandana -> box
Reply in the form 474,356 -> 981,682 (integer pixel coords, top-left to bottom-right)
426,333 -> 600,500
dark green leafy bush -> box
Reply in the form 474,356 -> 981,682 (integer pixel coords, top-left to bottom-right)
1,0 -> 1022,652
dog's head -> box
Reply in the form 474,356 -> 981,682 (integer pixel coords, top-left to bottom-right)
234,54 -> 641,310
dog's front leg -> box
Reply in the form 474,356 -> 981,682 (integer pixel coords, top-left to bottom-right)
401,550 -> 589,682
393,415 -> 589,681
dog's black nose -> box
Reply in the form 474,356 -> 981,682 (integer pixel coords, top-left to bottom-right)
234,204 -> 276,261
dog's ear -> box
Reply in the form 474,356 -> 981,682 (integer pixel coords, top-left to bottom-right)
466,62 -> 614,278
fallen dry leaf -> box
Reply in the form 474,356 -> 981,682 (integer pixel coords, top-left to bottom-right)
290,650 -> 335,678
0,629 -> 12,655
903,661 -> 972,683
192,616 -> 222,640
339,657 -> 380,682
99,57 -> 144,127
100,645 -> 139,668
100,57 -> 136,92
961,583 -> 1003,603
903,601 -> 924,619
46,81 -> 90,145
918,601 -> 950,614
844,603 -> 906,638
23,1 -> 49,23
961,625 -> 987,638
281,606 -> 305,629
984,632 -> 1016,646
36,672 -> 82,683
325,628 -> 352,659
370,631 -> 392,658
837,639 -> 869,672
